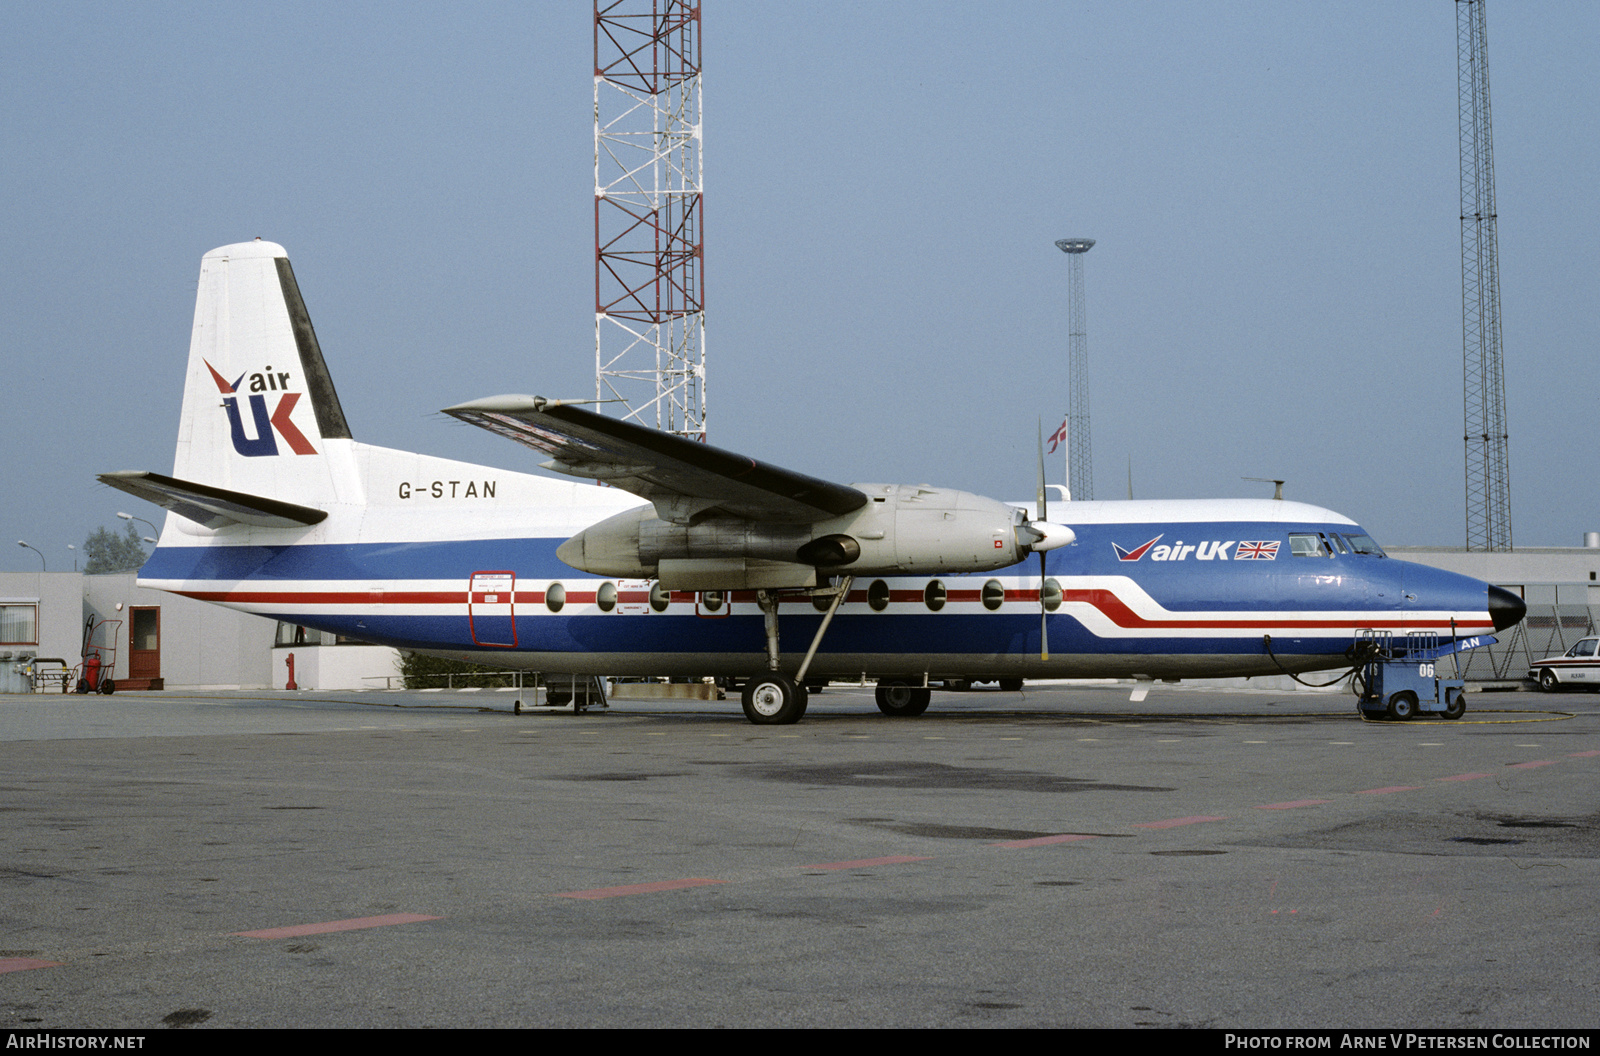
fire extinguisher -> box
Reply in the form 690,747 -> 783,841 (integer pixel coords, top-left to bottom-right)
82,651 -> 102,693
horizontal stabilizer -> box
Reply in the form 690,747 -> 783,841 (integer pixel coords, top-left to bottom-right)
443,395 -> 867,525
97,471 -> 328,530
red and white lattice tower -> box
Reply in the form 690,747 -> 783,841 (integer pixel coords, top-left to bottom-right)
594,1 -> 705,440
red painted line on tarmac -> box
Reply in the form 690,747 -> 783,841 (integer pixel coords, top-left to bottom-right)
1507,760 -> 1557,770
802,855 -> 933,870
554,878 -> 725,900
1355,786 -> 1422,795
1256,799 -> 1332,810
991,834 -> 1100,849
1437,773 -> 1491,782
1569,750 -> 1600,758
232,913 -> 441,939
1132,816 -> 1226,830
0,957 -> 62,973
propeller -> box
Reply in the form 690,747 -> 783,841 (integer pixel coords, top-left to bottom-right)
1023,420 -> 1076,661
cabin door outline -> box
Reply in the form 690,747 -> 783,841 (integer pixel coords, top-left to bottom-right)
468,571 -> 517,647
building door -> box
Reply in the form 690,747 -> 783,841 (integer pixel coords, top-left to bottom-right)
129,606 -> 160,680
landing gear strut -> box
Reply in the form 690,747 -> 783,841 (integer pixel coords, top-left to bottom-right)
740,578 -> 852,726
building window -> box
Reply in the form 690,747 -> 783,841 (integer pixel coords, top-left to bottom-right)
0,604 -> 37,645
273,622 -> 366,646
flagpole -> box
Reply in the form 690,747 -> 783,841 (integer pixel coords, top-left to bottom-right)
1061,410 -> 1071,501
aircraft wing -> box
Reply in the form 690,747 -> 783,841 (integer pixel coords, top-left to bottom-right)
443,395 -> 869,525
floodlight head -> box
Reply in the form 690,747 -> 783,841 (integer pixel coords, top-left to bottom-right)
1055,238 -> 1095,254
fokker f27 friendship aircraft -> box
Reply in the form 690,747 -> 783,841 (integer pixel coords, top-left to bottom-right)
101,241 -> 1525,724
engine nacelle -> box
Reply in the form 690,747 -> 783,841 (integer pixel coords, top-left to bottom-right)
555,483 -> 1054,590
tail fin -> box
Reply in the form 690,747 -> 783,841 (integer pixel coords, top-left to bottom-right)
172,241 -> 355,505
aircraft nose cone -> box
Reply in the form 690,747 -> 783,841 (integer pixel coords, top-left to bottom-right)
1488,584 -> 1526,632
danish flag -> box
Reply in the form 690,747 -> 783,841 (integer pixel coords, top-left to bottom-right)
1045,418 -> 1068,454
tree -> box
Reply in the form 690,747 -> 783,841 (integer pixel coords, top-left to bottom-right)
83,523 -> 149,574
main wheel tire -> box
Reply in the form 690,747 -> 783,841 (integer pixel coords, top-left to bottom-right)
1386,690 -> 1418,721
998,678 -> 1024,693
1441,689 -> 1466,720
1539,669 -> 1560,693
874,680 -> 930,716
742,673 -> 807,725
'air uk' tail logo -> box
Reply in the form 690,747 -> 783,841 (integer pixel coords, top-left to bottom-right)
205,360 -> 317,457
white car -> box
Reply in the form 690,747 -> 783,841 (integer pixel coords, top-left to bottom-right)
1529,637 -> 1600,691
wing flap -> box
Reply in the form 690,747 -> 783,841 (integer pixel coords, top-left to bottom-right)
98,471 -> 328,530
444,395 -> 867,524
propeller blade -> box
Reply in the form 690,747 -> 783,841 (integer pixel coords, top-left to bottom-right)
1037,420 -> 1050,660
1040,550 -> 1049,662
1036,419 -> 1049,525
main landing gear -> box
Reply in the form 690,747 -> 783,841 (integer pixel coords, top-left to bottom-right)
874,679 -> 930,716
741,672 -> 808,724
739,578 -> 851,725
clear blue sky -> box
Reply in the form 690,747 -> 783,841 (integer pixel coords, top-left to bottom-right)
4,2 -> 1597,571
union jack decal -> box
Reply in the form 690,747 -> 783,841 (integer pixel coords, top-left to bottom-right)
1235,540 -> 1280,560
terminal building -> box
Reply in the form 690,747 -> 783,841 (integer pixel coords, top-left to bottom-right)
0,570 -> 398,694
3,542 -> 1597,694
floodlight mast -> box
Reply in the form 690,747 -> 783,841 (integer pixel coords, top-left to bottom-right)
594,0 -> 706,441
1458,0 -> 1511,551
1055,238 -> 1095,501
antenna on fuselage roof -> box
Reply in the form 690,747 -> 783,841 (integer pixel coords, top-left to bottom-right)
1244,477 -> 1285,501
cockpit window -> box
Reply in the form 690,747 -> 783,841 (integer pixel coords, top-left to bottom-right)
1288,533 -> 1327,557
1342,534 -> 1386,556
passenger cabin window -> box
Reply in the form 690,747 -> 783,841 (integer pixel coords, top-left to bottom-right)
596,582 -> 617,613
1040,578 -> 1063,612
924,580 -> 947,612
867,580 -> 890,612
